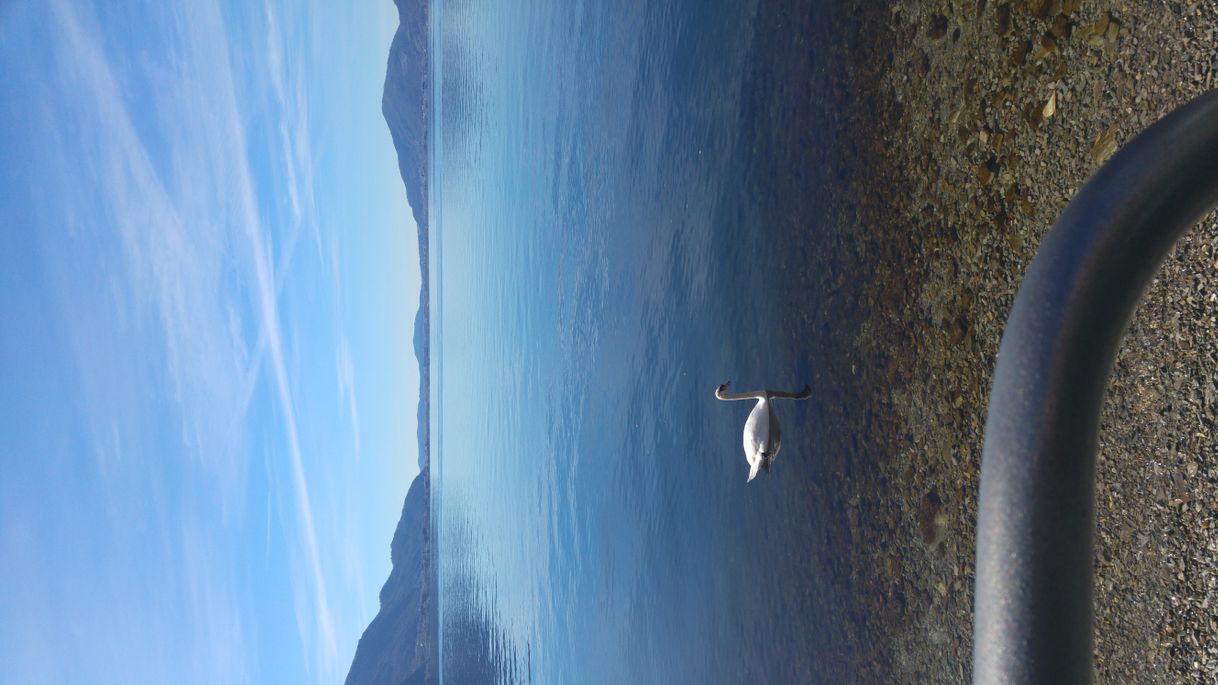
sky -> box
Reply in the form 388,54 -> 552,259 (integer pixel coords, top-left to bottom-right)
0,1 -> 420,683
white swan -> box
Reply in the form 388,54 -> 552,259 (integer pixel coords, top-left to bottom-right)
715,381 -> 811,482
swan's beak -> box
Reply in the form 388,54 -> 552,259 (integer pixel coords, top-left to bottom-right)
747,461 -> 761,482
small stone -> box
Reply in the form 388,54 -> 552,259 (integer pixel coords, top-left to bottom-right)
1011,40 -> 1031,67
1086,13 -> 1111,46
1042,91 -> 1057,120
1049,14 -> 1070,38
928,14 -> 950,40
917,489 -> 946,546
977,156 -> 999,185
1027,0 -> 1060,21
1089,125 -> 1119,163
994,3 -> 1012,35
1093,12 -> 1111,35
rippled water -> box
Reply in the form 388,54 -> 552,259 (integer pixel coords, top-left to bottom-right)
430,0 -> 840,681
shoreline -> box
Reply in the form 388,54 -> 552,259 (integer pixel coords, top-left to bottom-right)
755,0 -> 1218,680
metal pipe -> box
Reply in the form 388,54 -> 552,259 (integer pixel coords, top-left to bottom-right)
973,90 -> 1218,684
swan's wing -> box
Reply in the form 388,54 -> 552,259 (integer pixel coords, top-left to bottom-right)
742,404 -> 767,482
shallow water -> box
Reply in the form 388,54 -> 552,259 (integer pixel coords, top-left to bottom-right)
430,0 -> 844,681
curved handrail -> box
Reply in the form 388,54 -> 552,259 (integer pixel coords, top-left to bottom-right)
973,90 -> 1218,684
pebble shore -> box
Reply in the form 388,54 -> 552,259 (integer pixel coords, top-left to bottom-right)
753,0 -> 1218,680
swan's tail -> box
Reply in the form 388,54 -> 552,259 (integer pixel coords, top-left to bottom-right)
747,460 -> 762,482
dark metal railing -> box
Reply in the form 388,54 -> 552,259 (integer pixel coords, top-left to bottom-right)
973,90 -> 1218,684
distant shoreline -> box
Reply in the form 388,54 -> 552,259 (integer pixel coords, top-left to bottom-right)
345,0 -> 435,682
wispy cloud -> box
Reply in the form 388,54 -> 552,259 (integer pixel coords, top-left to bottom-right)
48,0 -> 251,494
336,335 -> 362,460
242,190 -> 339,678
264,0 -> 320,260
39,0 -> 339,680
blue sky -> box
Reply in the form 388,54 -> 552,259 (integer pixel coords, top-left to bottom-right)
0,1 -> 420,682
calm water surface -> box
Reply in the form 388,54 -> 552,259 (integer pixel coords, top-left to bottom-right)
430,0 -> 840,681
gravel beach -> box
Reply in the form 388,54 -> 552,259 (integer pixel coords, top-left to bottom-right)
747,0 -> 1218,680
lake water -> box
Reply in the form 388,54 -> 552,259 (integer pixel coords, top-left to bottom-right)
429,0 -> 846,681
